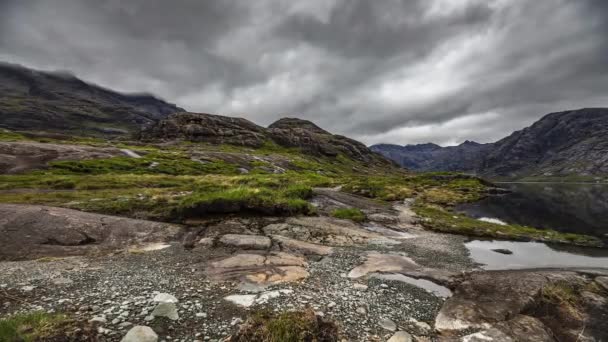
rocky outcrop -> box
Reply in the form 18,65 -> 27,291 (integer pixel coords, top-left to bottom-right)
372,108 -> 608,178
0,141 -> 133,173
435,269 -> 608,341
0,63 -> 183,136
0,204 -> 182,260
139,111 -> 267,147
142,113 -> 392,164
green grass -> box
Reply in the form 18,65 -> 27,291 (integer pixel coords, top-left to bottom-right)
331,208 -> 366,222
0,312 -> 68,342
0,129 -> 27,142
413,202 -> 603,247
232,309 -> 338,342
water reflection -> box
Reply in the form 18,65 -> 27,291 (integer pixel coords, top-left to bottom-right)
458,183 -> 608,237
466,240 -> 608,270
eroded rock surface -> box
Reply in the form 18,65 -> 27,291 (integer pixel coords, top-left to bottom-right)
206,251 -> 309,285
0,204 -> 182,260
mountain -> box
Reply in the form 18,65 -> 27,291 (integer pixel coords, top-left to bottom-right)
371,108 -> 608,179
141,112 -> 391,165
0,62 -> 183,136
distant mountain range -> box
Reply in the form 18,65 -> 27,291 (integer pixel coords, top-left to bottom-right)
0,62 -> 183,135
371,108 -> 608,179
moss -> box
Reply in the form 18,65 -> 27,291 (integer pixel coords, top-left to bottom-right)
0,129 -> 28,141
232,309 -> 339,342
413,202 -> 603,247
0,312 -> 69,342
331,208 -> 366,222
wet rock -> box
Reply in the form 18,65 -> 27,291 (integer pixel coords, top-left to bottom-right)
121,325 -> 158,342
491,248 -> 513,255
387,331 -> 413,342
218,234 -> 271,250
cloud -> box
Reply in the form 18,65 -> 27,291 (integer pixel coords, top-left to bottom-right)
1,0 -> 607,146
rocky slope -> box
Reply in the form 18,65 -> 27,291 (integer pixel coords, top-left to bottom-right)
0,62 -> 183,136
372,108 -> 608,179
142,112 -> 390,165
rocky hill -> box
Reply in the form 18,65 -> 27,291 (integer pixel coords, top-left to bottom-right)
142,112 -> 390,165
0,62 -> 183,136
372,108 -> 608,179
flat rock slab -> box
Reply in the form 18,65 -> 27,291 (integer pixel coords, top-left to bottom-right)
0,204 -> 182,260
206,251 -> 309,285
348,252 -> 455,285
263,217 -> 398,246
218,234 -> 271,250
271,235 -> 333,255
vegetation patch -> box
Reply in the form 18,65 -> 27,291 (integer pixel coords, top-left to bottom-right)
231,309 -> 339,342
331,208 -> 366,222
0,312 -> 82,342
413,202 -> 603,247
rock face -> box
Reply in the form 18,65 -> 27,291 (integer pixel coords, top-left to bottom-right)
0,62 -> 183,136
435,269 -> 608,341
139,111 -> 267,147
142,113 -> 391,164
0,204 -> 182,260
372,108 -> 608,178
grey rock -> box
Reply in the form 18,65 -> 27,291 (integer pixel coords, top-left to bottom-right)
121,325 -> 158,342
151,303 -> 179,321
387,331 -> 413,342
379,318 -> 397,331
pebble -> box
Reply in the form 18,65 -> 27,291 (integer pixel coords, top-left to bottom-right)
387,331 -> 413,342
379,318 -> 397,331
121,325 -> 158,342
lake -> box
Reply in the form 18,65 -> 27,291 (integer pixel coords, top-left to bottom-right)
457,182 -> 608,238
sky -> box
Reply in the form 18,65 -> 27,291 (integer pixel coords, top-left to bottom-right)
1,0 -> 607,146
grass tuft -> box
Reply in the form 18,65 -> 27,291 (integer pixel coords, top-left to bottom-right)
331,208 -> 366,222
232,309 -> 339,342
0,312 -> 69,342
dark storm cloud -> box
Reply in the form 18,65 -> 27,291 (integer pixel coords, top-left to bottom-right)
1,0 -> 607,146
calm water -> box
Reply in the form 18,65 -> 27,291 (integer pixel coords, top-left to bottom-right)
466,240 -> 608,270
458,183 -> 608,238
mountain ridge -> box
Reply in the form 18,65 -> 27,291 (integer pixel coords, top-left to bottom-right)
371,108 -> 608,179
0,62 -> 184,135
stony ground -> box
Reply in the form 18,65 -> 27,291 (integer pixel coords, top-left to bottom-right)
1,190 -> 606,342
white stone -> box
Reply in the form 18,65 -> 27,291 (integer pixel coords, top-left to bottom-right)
224,294 -> 257,308
153,293 -> 178,304
121,326 -> 158,342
